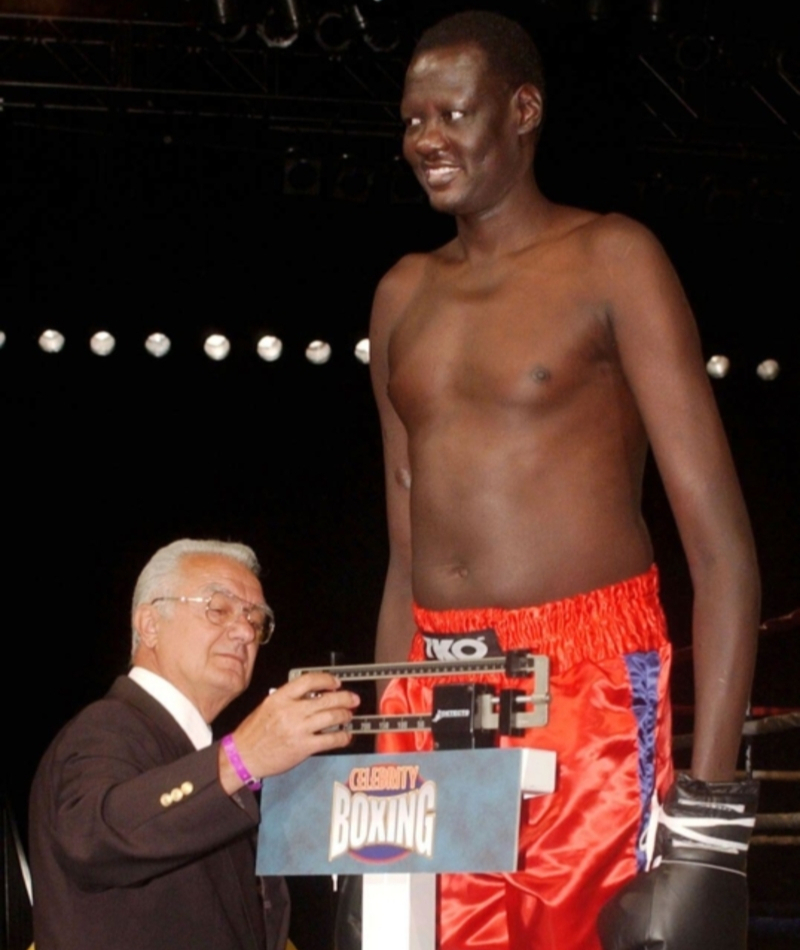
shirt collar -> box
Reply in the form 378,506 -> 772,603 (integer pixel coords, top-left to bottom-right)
128,666 -> 213,750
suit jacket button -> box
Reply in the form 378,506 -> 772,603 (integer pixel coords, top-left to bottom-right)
170,787 -> 184,803
181,781 -> 194,796
160,793 -> 172,808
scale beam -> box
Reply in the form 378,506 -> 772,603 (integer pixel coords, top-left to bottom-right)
289,650 -> 547,683
291,651 -> 552,743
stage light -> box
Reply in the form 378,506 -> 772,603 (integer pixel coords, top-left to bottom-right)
257,335 -> 283,362
283,151 -> 321,197
334,155 -> 373,203
205,334 -> 231,361
585,0 -> 610,21
209,0 -> 238,25
675,35 -> 711,72
207,0 -> 247,42
777,42 -> 800,81
257,0 -> 302,48
706,355 -> 730,378
351,2 -> 400,52
306,340 -> 332,364
315,9 -> 352,52
354,339 -> 370,364
39,329 -> 65,354
756,359 -> 780,381
643,0 -> 667,23
145,333 -> 171,358
90,331 -> 116,357
0,331 -> 5,349
390,155 -> 424,204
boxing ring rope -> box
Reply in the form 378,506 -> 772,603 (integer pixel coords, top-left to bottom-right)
671,607 -> 800,935
672,606 -> 800,844
673,712 -> 800,750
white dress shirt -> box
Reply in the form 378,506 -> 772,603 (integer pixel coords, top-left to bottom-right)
128,666 -> 213,750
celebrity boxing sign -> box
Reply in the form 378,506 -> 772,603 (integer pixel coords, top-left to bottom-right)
257,748 -> 555,876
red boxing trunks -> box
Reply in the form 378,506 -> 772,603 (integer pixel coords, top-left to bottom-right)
379,566 -> 673,950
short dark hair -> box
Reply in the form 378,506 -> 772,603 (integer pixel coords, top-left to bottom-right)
412,11 -> 546,102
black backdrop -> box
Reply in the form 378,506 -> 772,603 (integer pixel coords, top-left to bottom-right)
1,2 -> 798,943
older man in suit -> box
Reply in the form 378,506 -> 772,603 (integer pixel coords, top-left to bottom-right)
29,538 -> 359,950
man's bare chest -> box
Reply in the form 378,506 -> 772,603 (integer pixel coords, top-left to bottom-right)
387,267 -> 617,423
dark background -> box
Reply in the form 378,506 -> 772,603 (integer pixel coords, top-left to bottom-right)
1,0 -> 797,946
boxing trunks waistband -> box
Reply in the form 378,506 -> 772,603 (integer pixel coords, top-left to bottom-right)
410,564 -> 668,675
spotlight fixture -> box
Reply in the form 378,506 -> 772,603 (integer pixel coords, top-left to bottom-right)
39,329 -> 65,354
706,355 -> 730,378
675,35 -> 711,72
706,186 -> 741,224
145,333 -> 171,358
315,8 -> 352,52
204,334 -> 231,361
777,42 -> 800,81
207,0 -> 247,42
351,2 -> 400,52
283,151 -> 321,196
585,0 -> 610,22
257,0 -> 302,49
643,0 -> 667,24
334,155 -> 373,203
306,340 -> 332,364
354,339 -> 370,364
209,0 -> 238,25
90,331 -> 116,357
257,335 -> 283,362
756,359 -> 780,381
390,156 -> 424,205
0,331 -> 6,349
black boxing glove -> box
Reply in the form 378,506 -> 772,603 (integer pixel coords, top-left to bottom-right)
597,773 -> 759,950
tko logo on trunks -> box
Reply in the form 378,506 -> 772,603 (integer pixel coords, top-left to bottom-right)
421,628 -> 502,661
329,765 -> 437,863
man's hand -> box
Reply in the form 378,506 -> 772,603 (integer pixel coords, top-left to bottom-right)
218,673 -> 359,794
598,774 -> 758,950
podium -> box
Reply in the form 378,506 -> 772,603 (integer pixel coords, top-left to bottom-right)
256,747 -> 556,950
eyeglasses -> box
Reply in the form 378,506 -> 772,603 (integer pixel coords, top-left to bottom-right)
151,591 -> 275,645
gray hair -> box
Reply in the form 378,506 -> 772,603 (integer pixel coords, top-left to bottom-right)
131,538 -> 261,655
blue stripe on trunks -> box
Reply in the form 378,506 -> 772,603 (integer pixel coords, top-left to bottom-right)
624,650 -> 661,871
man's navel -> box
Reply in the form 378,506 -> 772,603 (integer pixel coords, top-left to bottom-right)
447,562 -> 470,579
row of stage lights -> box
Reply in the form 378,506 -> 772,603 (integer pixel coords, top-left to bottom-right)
0,330 -> 371,366
706,355 -> 781,381
0,330 -> 784,380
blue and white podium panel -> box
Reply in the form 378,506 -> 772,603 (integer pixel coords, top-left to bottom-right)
256,747 -> 556,876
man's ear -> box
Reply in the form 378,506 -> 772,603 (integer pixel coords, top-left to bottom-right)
134,603 -> 160,649
515,83 -> 543,136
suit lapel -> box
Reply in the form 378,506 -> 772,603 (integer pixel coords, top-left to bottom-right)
107,676 -> 196,757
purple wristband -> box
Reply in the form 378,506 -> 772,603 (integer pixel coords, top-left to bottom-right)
221,734 -> 262,791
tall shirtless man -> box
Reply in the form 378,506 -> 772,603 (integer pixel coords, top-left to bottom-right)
369,12 -> 760,950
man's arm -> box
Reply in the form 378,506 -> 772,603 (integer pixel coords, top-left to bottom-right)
601,215 -> 759,781
219,672 -> 358,794
36,706 -> 258,889
369,257 -> 423,666
38,675 -> 357,887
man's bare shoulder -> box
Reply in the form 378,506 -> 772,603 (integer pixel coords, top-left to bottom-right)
371,243 -> 456,333
518,205 -> 660,265
375,251 -> 427,297
376,236 -> 464,289
555,212 -> 678,315
371,254 -> 425,339
575,211 -> 665,265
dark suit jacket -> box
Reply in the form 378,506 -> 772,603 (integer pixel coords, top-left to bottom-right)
29,676 -> 289,950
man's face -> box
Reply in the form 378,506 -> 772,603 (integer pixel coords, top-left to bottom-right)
143,553 -> 265,721
401,43 -> 529,217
